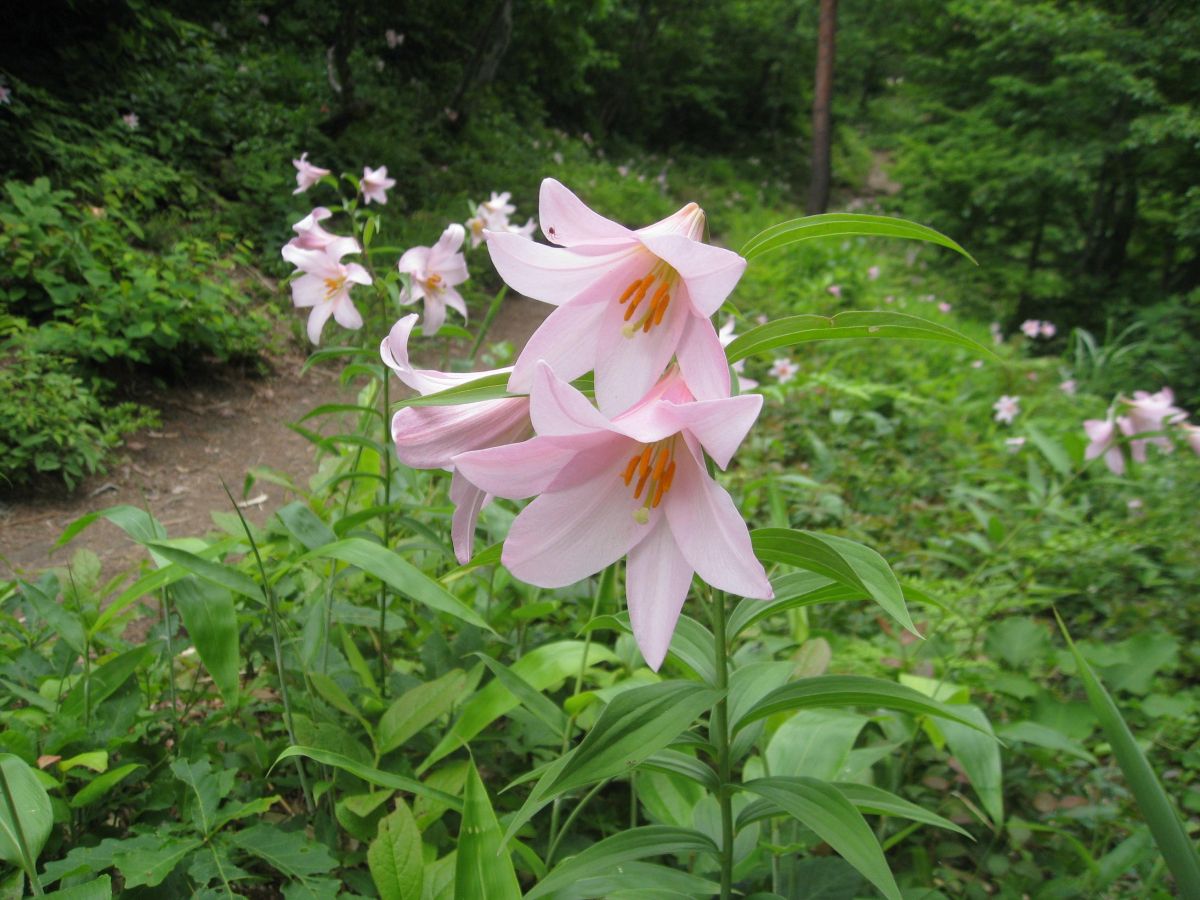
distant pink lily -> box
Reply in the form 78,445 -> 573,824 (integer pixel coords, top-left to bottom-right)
1181,423 -> 1200,457
281,244 -> 370,344
1084,414 -> 1139,475
397,223 -> 469,335
361,165 -> 396,204
286,208 -> 360,259
487,178 -> 746,415
382,315 -> 530,562
454,363 -> 772,670
293,152 -> 330,194
1125,388 -> 1186,452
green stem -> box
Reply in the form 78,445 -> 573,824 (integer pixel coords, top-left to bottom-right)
710,590 -> 734,900
378,329 -> 393,695
0,764 -> 43,895
544,779 -> 610,868
468,286 -> 509,363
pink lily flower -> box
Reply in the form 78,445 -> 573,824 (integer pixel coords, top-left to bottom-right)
486,178 -> 746,415
1181,423 -> 1200,457
1020,319 -> 1041,339
993,395 -> 1020,424
1040,321 -> 1057,338
454,363 -> 773,670
397,223 -> 470,335
769,358 -> 798,384
286,208 -> 360,259
382,315 -> 530,563
506,217 -> 538,239
361,165 -> 396,204
1084,415 -> 1139,475
292,152 -> 330,195
1126,388 -> 1186,451
281,244 -> 370,344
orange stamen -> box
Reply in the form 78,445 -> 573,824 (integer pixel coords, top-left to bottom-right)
621,454 -> 640,485
619,278 -> 643,304
638,445 -> 653,477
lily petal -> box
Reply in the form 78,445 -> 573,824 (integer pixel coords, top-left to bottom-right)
529,361 -> 612,438
332,297 -> 363,330
454,435 -> 584,499
593,284 -> 688,415
508,296 -> 606,394
667,392 -> 762,469
500,455 -> 656,588
664,445 -> 773,600
626,516 -> 694,671
487,231 -> 643,305
381,314 -> 512,395
391,397 -> 530,469
639,233 -> 746,317
306,303 -> 335,345
675,312 -> 733,403
538,177 -> 634,247
450,473 -> 490,565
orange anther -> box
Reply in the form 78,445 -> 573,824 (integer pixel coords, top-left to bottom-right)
661,460 -> 676,493
638,445 -> 653,477
634,466 -> 652,499
622,454 -> 639,485
619,278 -> 643,304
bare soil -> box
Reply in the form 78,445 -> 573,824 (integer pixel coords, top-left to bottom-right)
0,295 -> 551,579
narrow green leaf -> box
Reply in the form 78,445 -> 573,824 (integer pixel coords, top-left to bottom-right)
638,750 -> 720,793
380,670 -> 469,754
56,505 -> 166,548
172,577 -> 240,706
455,762 -> 521,900
503,682 -> 721,844
937,704 -> 1003,826
473,654 -> 569,735
751,529 -> 916,635
740,212 -> 974,263
392,372 -> 514,408
20,579 -> 86,656
297,403 -> 384,424
526,826 -> 717,899
369,799 -> 424,900
740,777 -> 901,900
423,641 -> 618,771
57,752 -> 107,774
70,764 -> 144,808
276,502 -> 338,551
273,747 -> 462,811
726,311 -> 993,364
60,644 -> 155,720
301,539 -> 492,632
995,721 -> 1096,763
1056,611 -> 1200,895
733,675 -> 991,734
145,542 -> 263,603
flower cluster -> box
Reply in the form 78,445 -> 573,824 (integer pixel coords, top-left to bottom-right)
1084,387 -> 1198,475
389,179 -> 774,669
1020,318 -> 1056,339
465,192 -> 536,249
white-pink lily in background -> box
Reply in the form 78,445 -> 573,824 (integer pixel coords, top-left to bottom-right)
454,363 -> 773,670
281,243 -> 370,344
993,395 -> 1020,424
397,223 -> 470,335
1084,414 -> 1139,475
286,208 -> 360,259
769,358 -> 798,384
487,178 -> 746,415
1020,319 -> 1041,339
1125,388 -> 1186,451
1181,423 -> 1200,457
293,152 -> 330,194
122,112 -> 139,130
382,315 -> 531,564
361,165 -> 396,204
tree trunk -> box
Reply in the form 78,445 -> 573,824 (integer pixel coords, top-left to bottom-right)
806,0 -> 837,215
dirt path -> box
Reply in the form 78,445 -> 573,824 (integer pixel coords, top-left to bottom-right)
0,295 -> 550,578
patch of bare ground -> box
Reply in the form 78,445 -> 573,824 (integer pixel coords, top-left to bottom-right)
0,293 -> 550,580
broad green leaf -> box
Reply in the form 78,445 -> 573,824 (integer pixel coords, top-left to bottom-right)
274,747 -> 462,810
60,644 -> 155,720
393,372 -> 513,408
733,675 -> 991,734
369,799 -> 424,900
276,502 -> 338,551
115,837 -> 203,889
725,311 -> 992,364
423,641 -> 617,770
503,682 -> 721,843
0,754 -> 53,870
41,874 -> 112,899
70,764 -> 144,808
229,823 -> 338,879
766,709 -> 869,781
740,212 -> 974,263
544,861 -> 718,899
473,654 -> 569,735
728,572 -> 851,637
751,529 -> 916,635
1056,612 -> 1200,895
309,672 -> 372,734
583,613 -> 715,684
172,577 -> 240,706
212,795 -> 281,833
740,777 -> 901,900
302,539 -> 492,632
380,669 -> 469,754
455,762 -> 521,900
170,758 -> 228,837
526,826 -> 717,899
638,750 -> 720,793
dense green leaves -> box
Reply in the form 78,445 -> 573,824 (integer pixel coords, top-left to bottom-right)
368,800 -> 424,900
0,754 -> 53,877
455,762 -> 521,900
